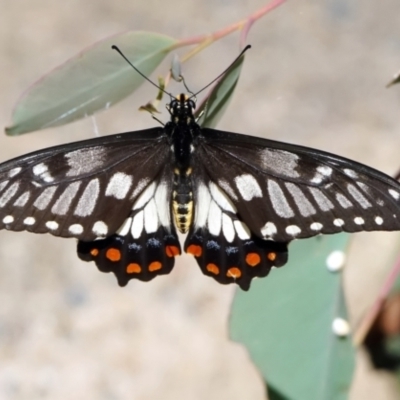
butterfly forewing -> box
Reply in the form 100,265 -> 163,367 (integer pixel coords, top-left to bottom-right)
196,128 -> 400,242
0,127 -> 169,240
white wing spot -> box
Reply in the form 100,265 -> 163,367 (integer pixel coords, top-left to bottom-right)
65,147 -> 106,177
23,217 -> 35,225
261,222 -> 277,237
46,221 -> 59,230
218,179 -> 238,201
343,169 -> 358,178
308,187 -> 334,211
0,181 -> 20,207
92,221 -> 108,236
347,184 -> 371,209
259,148 -> 300,178
268,180 -> 294,218
209,182 -> 237,213
106,172 -> 133,200
234,174 -> 262,201
286,225 -> 301,236
234,220 -> 251,240
117,217 -> 132,236
375,216 -> 383,225
310,222 -> 323,231
285,182 -> 316,217
9,167 -> 22,178
133,182 -> 156,210
3,215 -> 14,224
317,166 -> 332,176
222,214 -> 235,242
354,217 -> 364,225
144,199 -> 158,233
34,186 -> 57,210
326,250 -> 346,272
389,189 -> 400,200
69,224 -> 84,235
130,178 -> 150,200
194,183 -> 211,229
52,182 -> 81,215
0,180 -> 9,193
208,201 -> 222,236
32,163 -> 47,175
131,211 -> 144,239
14,191 -> 30,207
74,178 -> 100,217
32,163 -> 53,183
154,182 -> 170,228
336,193 -> 353,209
334,218 -> 345,227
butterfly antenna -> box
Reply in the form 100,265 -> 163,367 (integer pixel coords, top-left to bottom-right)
112,45 -> 173,99
190,45 -> 251,99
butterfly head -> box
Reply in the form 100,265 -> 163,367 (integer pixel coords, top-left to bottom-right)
168,94 -> 196,123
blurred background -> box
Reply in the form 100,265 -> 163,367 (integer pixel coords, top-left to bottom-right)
0,0 -> 400,399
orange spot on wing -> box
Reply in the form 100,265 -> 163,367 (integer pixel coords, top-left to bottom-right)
246,253 -> 261,266
90,248 -> 99,257
126,263 -> 141,274
166,245 -> 180,257
186,244 -> 202,257
149,261 -> 162,272
206,263 -> 220,275
106,248 -> 121,262
227,267 -> 241,278
267,252 -> 277,262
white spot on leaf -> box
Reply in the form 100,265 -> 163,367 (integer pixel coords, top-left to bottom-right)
326,250 -> 346,272
332,318 -> 350,337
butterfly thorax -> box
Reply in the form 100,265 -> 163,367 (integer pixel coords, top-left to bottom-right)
165,94 -> 199,233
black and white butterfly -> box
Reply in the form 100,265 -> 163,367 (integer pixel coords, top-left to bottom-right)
1,92 -> 400,290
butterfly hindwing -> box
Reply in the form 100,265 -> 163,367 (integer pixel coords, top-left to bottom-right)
196,128 -> 400,242
0,128 -> 169,241
78,167 -> 181,285
185,168 -> 288,290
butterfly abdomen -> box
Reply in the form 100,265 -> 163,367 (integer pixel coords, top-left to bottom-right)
172,167 -> 193,233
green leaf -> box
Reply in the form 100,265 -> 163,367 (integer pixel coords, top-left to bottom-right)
230,235 -> 355,400
6,31 -> 178,135
195,49 -> 246,128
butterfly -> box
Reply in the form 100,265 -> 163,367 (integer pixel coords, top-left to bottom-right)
1,91 -> 400,290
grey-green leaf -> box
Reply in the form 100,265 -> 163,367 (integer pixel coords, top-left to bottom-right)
230,235 -> 355,400
195,49 -> 246,128
6,31 -> 178,135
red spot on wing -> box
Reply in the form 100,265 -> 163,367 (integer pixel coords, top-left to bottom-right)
206,263 -> 220,275
227,267 -> 241,278
90,248 -> 99,257
106,248 -> 121,262
166,245 -> 180,257
186,244 -> 202,257
149,261 -> 162,272
246,253 -> 261,266
126,263 -> 141,274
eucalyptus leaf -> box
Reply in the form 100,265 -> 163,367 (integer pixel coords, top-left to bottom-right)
6,31 -> 178,135
195,49 -> 246,128
230,235 -> 355,400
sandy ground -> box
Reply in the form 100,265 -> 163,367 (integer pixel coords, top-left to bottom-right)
0,0 -> 400,399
